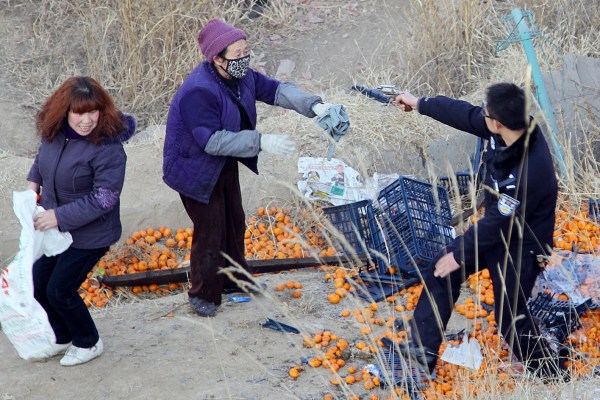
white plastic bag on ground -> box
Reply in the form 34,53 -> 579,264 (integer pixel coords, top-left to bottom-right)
440,333 -> 483,370
0,190 -> 72,360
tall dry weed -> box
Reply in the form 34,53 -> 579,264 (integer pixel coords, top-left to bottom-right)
9,0 -> 296,126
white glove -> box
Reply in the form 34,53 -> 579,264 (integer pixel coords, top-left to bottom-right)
260,134 -> 297,156
312,102 -> 334,117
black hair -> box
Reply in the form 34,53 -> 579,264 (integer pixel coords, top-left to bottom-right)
485,83 -> 527,130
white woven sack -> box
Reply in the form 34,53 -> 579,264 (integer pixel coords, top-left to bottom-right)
0,190 -> 72,360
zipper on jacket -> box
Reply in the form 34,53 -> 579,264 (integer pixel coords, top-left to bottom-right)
53,137 -> 70,206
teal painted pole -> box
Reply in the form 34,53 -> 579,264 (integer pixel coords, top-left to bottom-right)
511,8 -> 567,178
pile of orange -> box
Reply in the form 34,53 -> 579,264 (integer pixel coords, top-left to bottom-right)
80,206 -> 345,308
465,201 -> 600,253
422,318 -> 513,399
323,266 -> 357,304
553,203 -> 600,252
78,225 -> 193,308
79,280 -> 113,308
244,206 -> 335,260
292,266 -> 513,399
566,309 -> 600,377
467,269 -> 495,307
302,329 -> 386,395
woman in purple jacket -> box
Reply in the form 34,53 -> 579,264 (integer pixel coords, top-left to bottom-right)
163,19 -> 344,317
27,76 -> 136,366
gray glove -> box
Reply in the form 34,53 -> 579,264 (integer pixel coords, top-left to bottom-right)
260,134 -> 296,156
311,102 -> 334,117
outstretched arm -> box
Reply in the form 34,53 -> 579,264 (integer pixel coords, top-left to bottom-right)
393,92 -> 492,140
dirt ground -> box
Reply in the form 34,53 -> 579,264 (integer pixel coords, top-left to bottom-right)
3,268 -> 424,400
1,2 -> 598,400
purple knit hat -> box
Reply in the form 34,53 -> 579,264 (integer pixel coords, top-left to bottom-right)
197,19 -> 247,62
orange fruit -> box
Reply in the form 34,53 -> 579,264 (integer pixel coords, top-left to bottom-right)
327,293 -> 340,304
308,358 -> 321,368
288,368 -> 300,379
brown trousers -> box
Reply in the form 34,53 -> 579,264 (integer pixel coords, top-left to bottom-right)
180,160 -> 251,305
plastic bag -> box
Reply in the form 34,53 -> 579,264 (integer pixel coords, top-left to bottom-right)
0,190 -> 72,360
440,333 -> 483,370
532,250 -> 600,306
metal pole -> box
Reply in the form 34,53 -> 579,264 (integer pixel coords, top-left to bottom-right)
511,8 -> 567,178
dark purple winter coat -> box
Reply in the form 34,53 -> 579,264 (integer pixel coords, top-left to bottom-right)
27,114 -> 137,249
163,61 -> 280,204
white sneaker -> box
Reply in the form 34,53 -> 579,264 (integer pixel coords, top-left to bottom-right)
47,341 -> 72,357
59,339 -> 103,366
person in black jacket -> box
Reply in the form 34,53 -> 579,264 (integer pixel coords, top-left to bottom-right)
392,83 -> 565,380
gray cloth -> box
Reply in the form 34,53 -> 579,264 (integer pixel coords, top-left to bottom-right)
315,105 -> 350,160
274,82 -> 322,117
204,129 -> 261,157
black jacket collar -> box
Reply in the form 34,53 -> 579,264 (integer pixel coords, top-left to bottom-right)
490,120 -> 538,179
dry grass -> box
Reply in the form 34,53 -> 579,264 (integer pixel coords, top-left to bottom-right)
2,0 -> 299,126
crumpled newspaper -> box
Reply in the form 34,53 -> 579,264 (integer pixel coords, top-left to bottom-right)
297,157 -> 366,206
297,157 -> 400,206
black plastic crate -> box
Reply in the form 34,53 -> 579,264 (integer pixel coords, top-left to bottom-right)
376,177 -> 454,277
527,292 -> 591,344
321,200 -> 380,262
379,337 -> 429,396
438,136 -> 485,198
438,172 -> 473,196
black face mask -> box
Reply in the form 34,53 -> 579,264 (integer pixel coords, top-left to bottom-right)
224,55 -> 250,79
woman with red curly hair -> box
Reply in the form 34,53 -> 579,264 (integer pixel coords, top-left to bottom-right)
27,76 -> 136,366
